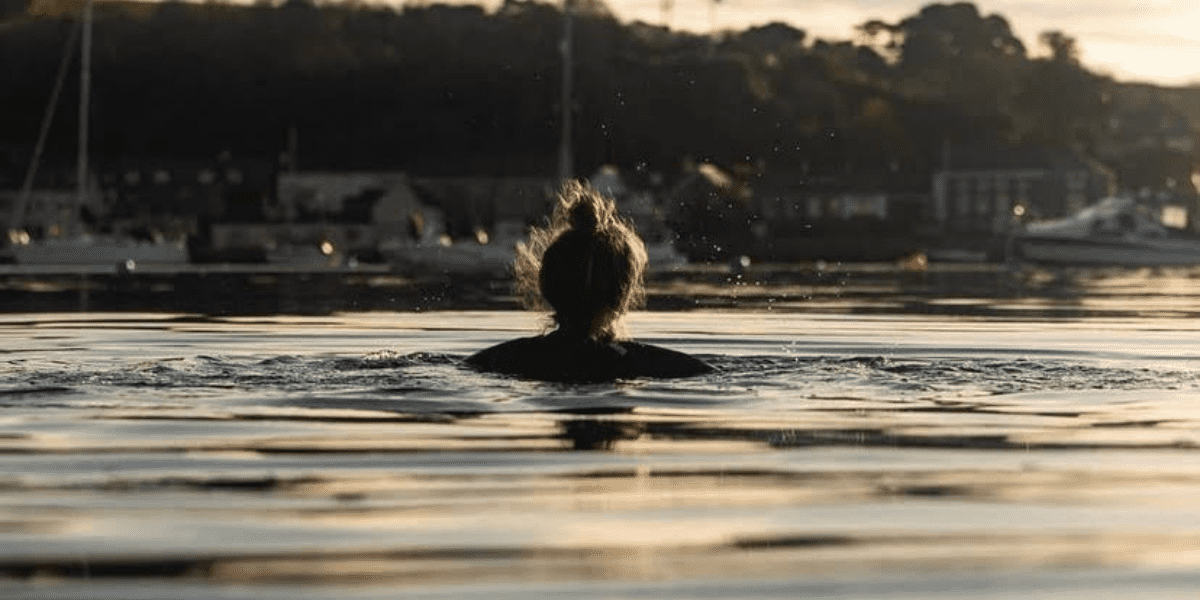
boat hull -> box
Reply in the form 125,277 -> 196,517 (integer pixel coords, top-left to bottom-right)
265,244 -> 343,268
11,238 -> 189,266
383,244 -> 515,276
382,241 -> 686,276
1015,235 -> 1200,266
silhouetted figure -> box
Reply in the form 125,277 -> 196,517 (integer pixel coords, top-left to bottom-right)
467,181 -> 712,382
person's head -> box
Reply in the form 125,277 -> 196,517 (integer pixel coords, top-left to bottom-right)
515,181 -> 647,341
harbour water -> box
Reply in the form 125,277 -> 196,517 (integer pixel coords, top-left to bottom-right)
3,264 -> 1200,598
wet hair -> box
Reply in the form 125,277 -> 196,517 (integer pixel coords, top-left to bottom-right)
514,181 -> 647,342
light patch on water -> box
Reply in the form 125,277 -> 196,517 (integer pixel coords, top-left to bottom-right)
1,310 -> 1199,598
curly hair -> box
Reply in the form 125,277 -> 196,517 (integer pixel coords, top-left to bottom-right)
514,180 -> 647,341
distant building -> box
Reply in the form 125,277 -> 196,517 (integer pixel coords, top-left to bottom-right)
101,157 -> 273,225
274,172 -> 423,231
0,189 -> 81,238
2,150 -> 276,243
0,161 -> 98,239
208,171 -> 427,259
587,165 -> 674,245
664,162 -> 755,261
932,143 -> 1116,234
747,169 -> 929,262
1100,94 -> 1197,156
408,176 -> 554,240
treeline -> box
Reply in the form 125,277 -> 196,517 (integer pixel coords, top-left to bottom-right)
0,0 -> 1194,191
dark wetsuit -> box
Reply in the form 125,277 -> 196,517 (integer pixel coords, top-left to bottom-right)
466,332 -> 713,382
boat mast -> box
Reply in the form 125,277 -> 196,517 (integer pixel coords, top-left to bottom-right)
75,0 -> 94,235
9,11 -> 82,240
557,0 -> 573,182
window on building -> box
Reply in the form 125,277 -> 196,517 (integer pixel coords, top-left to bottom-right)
975,177 -> 992,224
954,178 -> 970,223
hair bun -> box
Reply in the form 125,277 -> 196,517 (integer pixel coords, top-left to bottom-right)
568,195 -> 601,233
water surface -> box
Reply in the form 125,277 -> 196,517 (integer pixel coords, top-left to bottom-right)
3,267 -> 1200,598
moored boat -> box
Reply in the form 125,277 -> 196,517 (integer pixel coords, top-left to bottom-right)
5,0 -> 191,269
9,234 -> 188,266
1013,197 -> 1200,266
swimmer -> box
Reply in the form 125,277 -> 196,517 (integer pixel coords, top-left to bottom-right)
466,181 -> 713,382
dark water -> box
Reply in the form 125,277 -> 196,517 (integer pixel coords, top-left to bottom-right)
6,262 -> 1200,317
3,266 -> 1200,598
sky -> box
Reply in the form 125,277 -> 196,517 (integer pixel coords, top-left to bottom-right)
429,0 -> 1200,86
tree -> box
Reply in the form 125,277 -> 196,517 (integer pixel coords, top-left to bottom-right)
1039,30 -> 1079,64
1012,30 -> 1110,150
861,2 -> 1025,117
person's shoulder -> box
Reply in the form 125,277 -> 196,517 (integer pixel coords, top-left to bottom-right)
616,341 -> 714,378
465,336 -> 546,370
466,335 -> 624,382
466,336 -> 713,382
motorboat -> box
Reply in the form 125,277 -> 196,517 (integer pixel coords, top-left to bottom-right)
1012,197 -> 1200,266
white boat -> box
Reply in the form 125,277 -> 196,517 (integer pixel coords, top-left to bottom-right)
380,233 -> 516,276
5,0 -> 190,268
1013,197 -> 1200,266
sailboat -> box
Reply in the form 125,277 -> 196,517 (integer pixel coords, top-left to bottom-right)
5,0 -> 189,268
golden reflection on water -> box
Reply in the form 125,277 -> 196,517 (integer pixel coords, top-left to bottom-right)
646,263 -> 1200,318
3,302 -> 1200,597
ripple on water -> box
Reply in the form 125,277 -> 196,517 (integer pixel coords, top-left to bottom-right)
3,350 -> 1197,413
3,314 -> 1200,598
